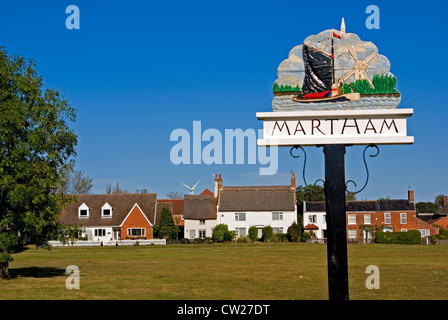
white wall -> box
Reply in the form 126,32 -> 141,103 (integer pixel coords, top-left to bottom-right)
218,208 -> 297,237
184,219 -> 217,239
303,211 -> 326,238
84,227 -> 116,242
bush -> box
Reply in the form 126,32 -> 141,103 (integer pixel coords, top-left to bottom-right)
375,230 -> 421,244
248,226 -> 259,242
272,233 -> 288,243
224,230 -> 236,242
236,235 -> 250,243
261,226 -> 273,242
300,232 -> 310,243
287,222 -> 301,242
212,224 -> 229,243
181,238 -> 190,244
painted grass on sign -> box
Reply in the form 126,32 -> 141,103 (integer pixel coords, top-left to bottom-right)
1,243 -> 447,300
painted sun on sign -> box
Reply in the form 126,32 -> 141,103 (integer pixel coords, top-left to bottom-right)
272,18 -> 400,111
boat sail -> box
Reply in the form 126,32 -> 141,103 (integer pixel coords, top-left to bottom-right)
293,32 -> 360,103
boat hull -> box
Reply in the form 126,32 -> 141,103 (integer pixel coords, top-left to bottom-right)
292,92 -> 361,103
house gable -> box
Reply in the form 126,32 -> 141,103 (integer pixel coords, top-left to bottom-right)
120,203 -> 153,240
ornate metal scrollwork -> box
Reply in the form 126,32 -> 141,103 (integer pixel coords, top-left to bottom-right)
345,144 -> 380,195
290,145 -> 325,188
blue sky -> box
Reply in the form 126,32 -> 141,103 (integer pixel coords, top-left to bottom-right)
0,0 -> 447,202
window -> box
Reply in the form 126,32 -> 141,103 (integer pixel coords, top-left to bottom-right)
94,229 -> 106,237
199,219 -> 205,225
198,229 -> 206,239
348,214 -> 356,225
127,228 -> 146,237
364,214 -> 371,225
308,215 -> 317,224
272,212 -> 283,220
348,229 -> 357,239
235,213 -> 246,221
400,213 -> 407,224
102,203 -> 113,218
419,229 -> 430,237
78,203 -> 89,218
384,213 -> 391,224
235,228 -> 246,237
272,227 -> 284,234
189,230 -> 196,239
401,229 -> 407,232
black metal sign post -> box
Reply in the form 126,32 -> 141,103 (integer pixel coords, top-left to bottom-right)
324,144 -> 349,300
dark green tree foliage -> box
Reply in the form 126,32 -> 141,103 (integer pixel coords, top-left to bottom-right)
287,222 -> 302,242
212,224 -> 229,243
261,226 -> 273,242
416,202 -> 438,214
375,230 -> 421,244
157,206 -> 177,240
248,226 -> 258,242
0,48 -> 77,278
296,184 -> 356,204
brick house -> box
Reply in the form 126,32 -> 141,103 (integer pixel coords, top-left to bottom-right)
303,190 -> 439,243
428,196 -> 448,229
59,194 -> 157,242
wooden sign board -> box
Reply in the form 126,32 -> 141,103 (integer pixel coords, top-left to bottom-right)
257,108 -> 413,147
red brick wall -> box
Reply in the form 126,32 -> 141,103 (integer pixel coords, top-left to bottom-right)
346,211 -> 439,238
120,205 -> 153,240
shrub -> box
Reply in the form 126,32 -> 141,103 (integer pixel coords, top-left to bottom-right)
375,231 -> 421,244
181,238 -> 190,244
262,226 -> 273,242
248,226 -> 259,242
224,230 -> 236,242
236,235 -> 250,243
212,224 -> 229,243
287,222 -> 301,242
272,233 -> 288,243
300,232 -> 310,243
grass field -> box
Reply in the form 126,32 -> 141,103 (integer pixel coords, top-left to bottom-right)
1,243 -> 447,300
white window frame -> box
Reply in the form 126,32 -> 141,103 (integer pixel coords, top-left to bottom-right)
272,227 -> 284,234
235,227 -> 246,237
189,229 -> 196,239
199,219 -> 205,225
400,213 -> 407,224
78,203 -> 89,219
348,229 -> 357,239
384,213 -> 391,224
235,212 -> 246,221
419,229 -> 430,237
272,212 -> 283,221
101,202 -> 113,218
198,229 -> 206,239
308,215 -> 317,224
348,214 -> 356,225
364,214 -> 371,225
127,228 -> 146,237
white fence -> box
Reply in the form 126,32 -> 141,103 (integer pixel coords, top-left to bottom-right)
49,239 -> 166,247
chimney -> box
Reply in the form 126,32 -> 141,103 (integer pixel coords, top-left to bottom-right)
408,190 -> 414,203
214,174 -> 223,200
443,196 -> 448,207
291,172 -> 296,190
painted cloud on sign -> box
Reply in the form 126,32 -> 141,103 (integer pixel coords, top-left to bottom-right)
274,29 -> 394,89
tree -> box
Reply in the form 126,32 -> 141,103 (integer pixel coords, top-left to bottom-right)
58,164 -> 93,194
416,202 -> 438,214
106,182 -> 127,194
296,184 -> 356,204
157,206 -> 178,240
287,222 -> 302,242
212,224 -> 229,243
0,48 -> 77,279
166,191 -> 183,199
435,194 -> 445,209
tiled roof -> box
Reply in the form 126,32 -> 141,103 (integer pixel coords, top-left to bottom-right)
59,193 -> 157,227
305,199 -> 415,212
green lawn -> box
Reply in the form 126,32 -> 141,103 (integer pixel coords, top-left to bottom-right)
1,243 -> 447,300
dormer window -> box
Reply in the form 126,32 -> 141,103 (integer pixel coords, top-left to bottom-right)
78,203 -> 89,218
102,203 -> 113,218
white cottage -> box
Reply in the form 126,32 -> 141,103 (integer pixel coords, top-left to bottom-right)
184,174 -> 298,240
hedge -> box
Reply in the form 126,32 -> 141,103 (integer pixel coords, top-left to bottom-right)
375,230 -> 421,244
